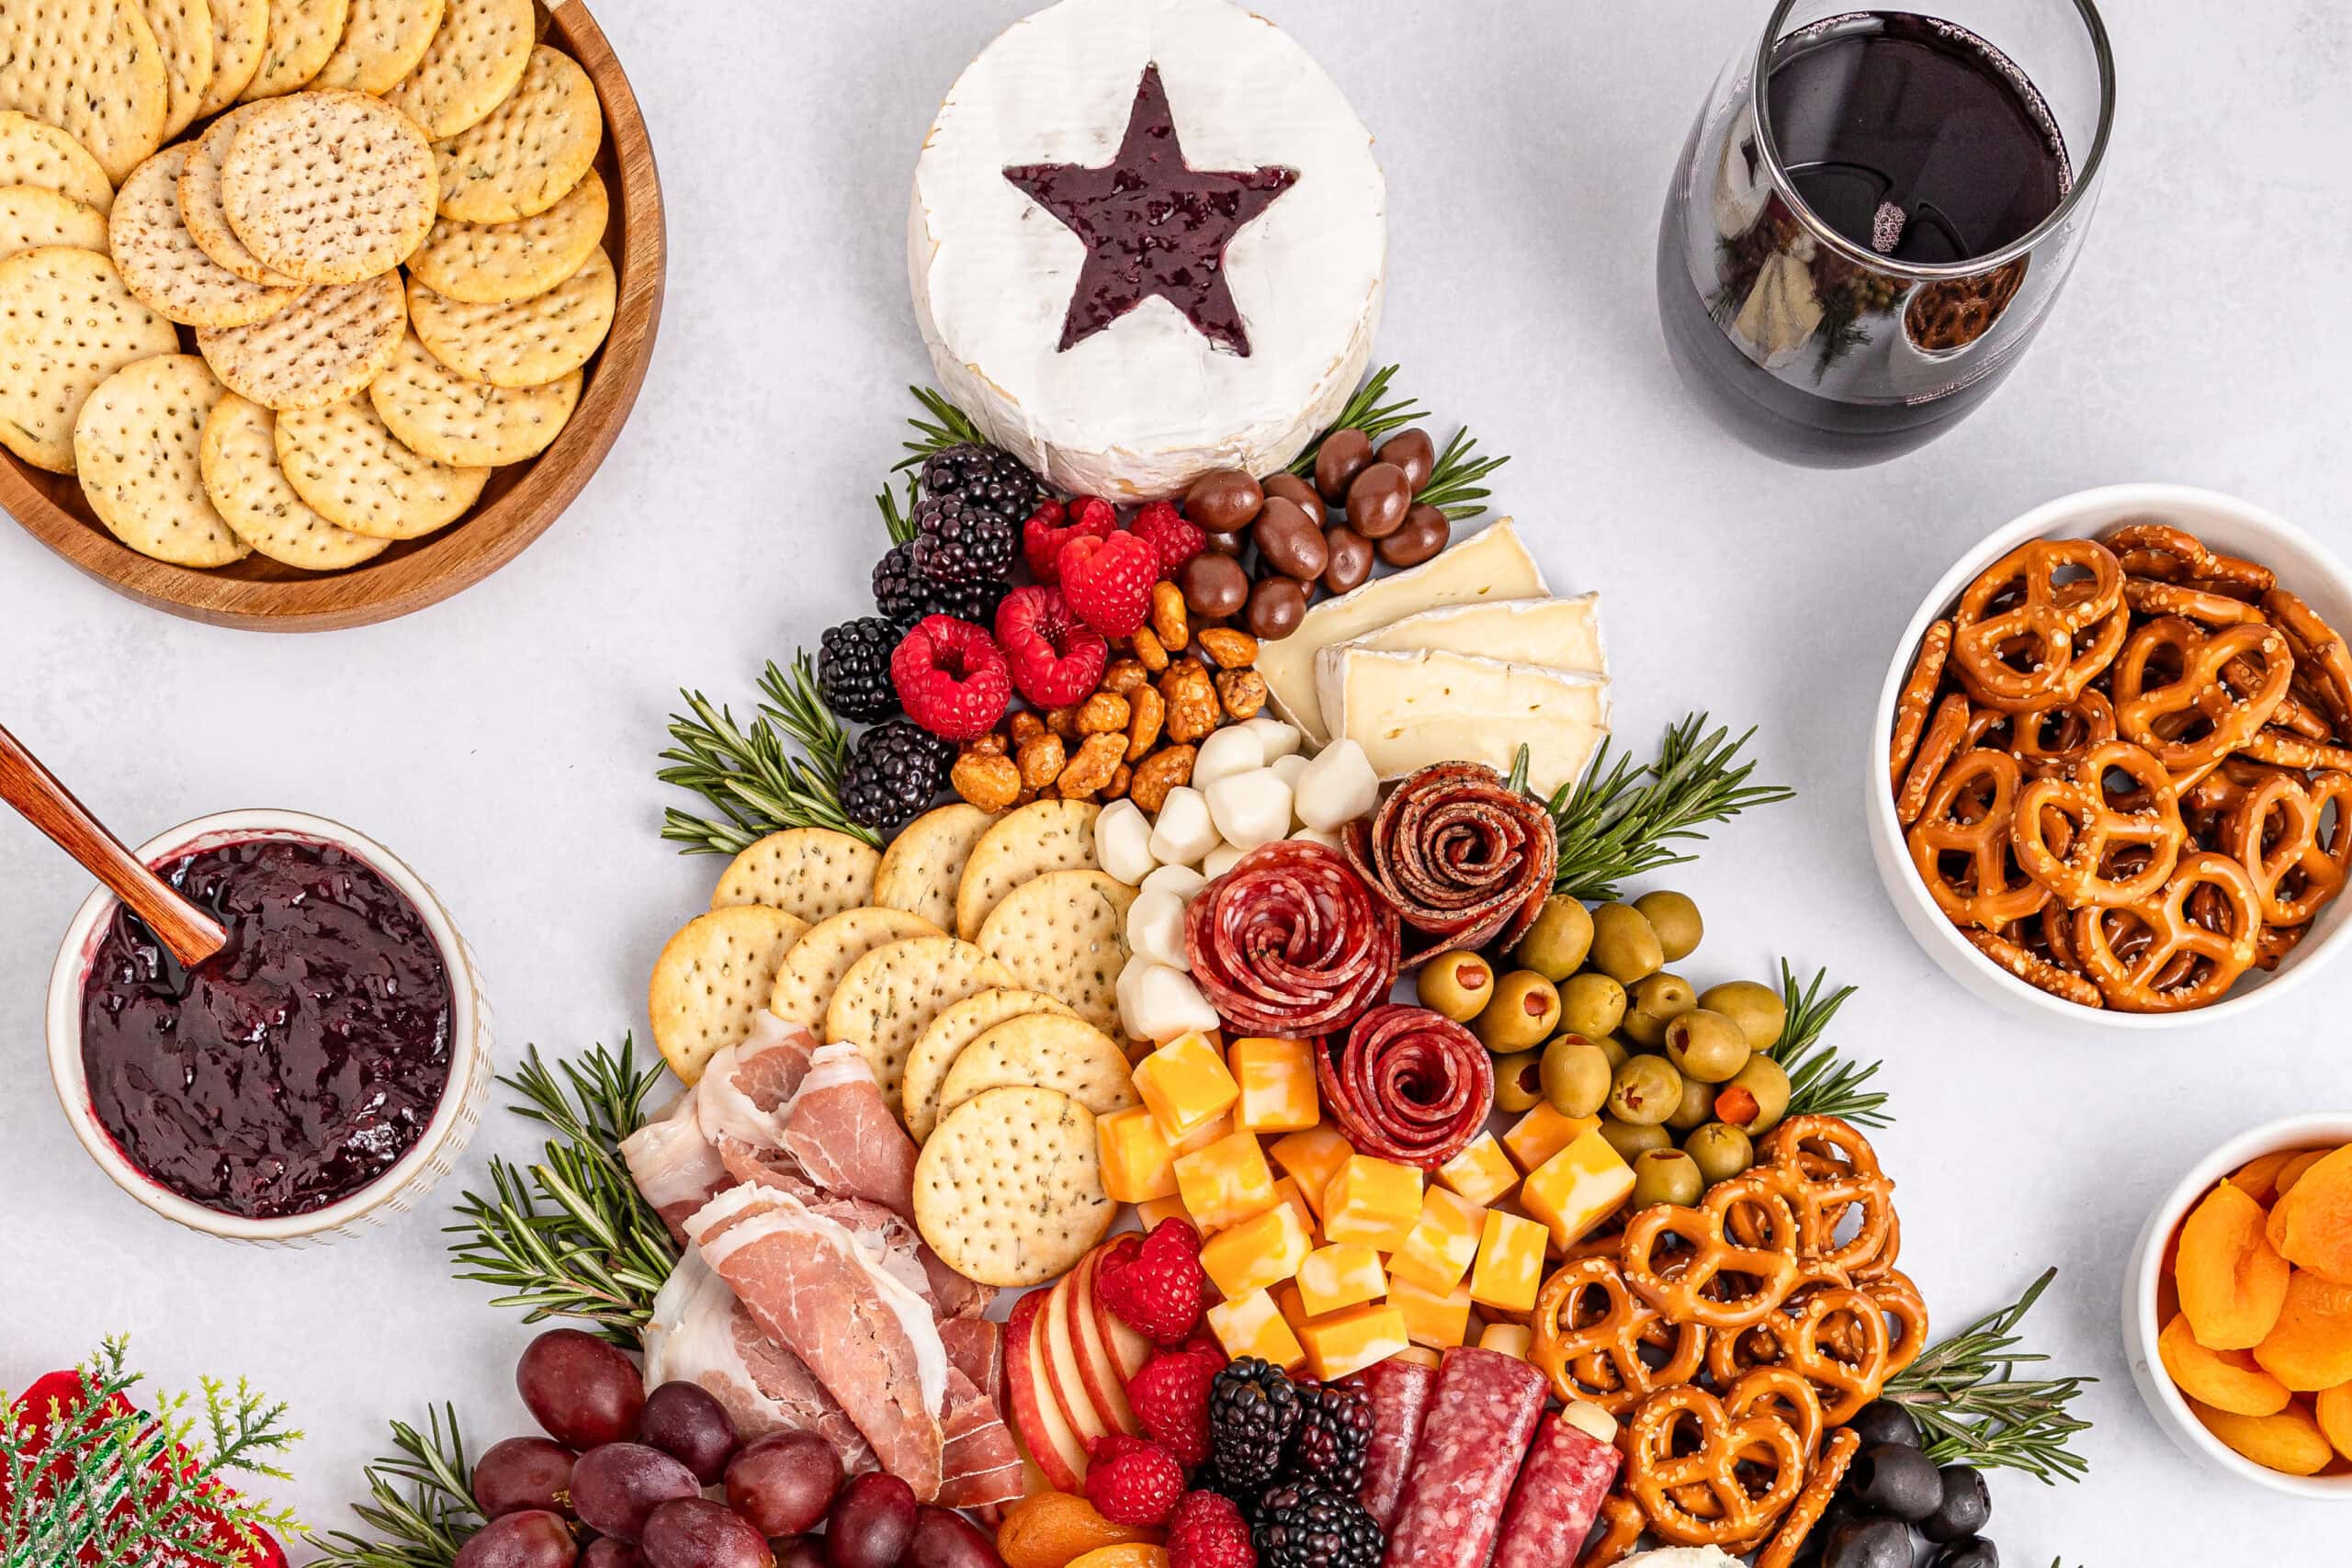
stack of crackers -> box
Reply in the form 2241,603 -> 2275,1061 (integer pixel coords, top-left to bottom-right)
0,0 -> 616,572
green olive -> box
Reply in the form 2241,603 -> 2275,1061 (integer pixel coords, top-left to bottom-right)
1663,1008 -> 1752,1084
1664,1070 -> 1715,1133
1558,972 -> 1627,1039
1630,1149 -> 1704,1209
1632,891 -> 1703,963
1622,973 -> 1696,1048
1607,1053 -> 1684,1126
1717,1054 -> 1792,1135
1475,970 -> 1562,1053
1417,950 -> 1495,1021
1684,1122 -> 1756,1186
1494,1050 -> 1544,1112
1592,1033 -> 1632,1072
1513,897 -> 1595,981
1600,1117 -> 1671,1161
1587,903 -> 1665,986
1697,980 -> 1787,1052
1539,1036 -> 1613,1119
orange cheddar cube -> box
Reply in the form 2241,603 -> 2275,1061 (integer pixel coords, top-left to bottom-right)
1133,1031 -> 1239,1142
1275,1280 -> 1311,1331
1518,1130 -> 1636,1250
1176,1110 -> 1237,1156
1174,1128 -> 1279,1231
1321,1156 -> 1422,1252
1272,1127 -> 1356,1219
1437,1133 -> 1519,1207
1389,1274 -> 1474,1349
1208,1289 -> 1306,1372
1501,1104 -> 1600,1173
1299,1302 -> 1411,1382
1137,1192 -> 1196,1233
1096,1106 -> 1182,1203
1389,1186 -> 1486,1294
1470,1209 -> 1546,1314
1478,1321 -> 1533,1359
1272,1176 -> 1319,1243
1296,1243 -> 1387,1317
1199,1201 -> 1314,1298
1230,1036 -> 1320,1133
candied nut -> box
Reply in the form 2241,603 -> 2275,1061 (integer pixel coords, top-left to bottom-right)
1016,732 -> 1066,789
1106,763 -> 1133,800
1057,732 -> 1126,797
1160,659 -> 1219,743
1076,691 -> 1132,736
1046,705 -> 1080,739
1009,711 -> 1045,746
1133,626 -> 1170,673
967,730 -> 1009,758
1216,668 -> 1269,720
1150,581 -> 1189,651
1102,657 -> 1148,696
1012,784 -> 1040,807
1129,744 -> 1197,813
1126,686 -> 1166,761
1196,626 -> 1261,669
952,750 -> 1021,813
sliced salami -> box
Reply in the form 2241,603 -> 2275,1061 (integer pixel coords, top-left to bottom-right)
1380,1347 -> 1547,1568
1490,1410 -> 1622,1568
1317,1005 -> 1494,1169
1342,1357 -> 1436,1531
1184,840 -> 1400,1035
1343,761 -> 1557,965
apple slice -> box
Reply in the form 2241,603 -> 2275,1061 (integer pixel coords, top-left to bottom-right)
1043,1269 -> 1114,1450
1069,1250 -> 1140,1435
1091,1244 -> 1156,1383
1004,1290 -> 1085,1492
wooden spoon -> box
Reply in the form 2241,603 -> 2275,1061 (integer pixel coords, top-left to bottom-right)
0,721 -> 226,967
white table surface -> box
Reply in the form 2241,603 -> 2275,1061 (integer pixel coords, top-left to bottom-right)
4,1 -> 2347,1561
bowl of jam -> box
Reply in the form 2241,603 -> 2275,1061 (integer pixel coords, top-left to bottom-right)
44,809 -> 492,1244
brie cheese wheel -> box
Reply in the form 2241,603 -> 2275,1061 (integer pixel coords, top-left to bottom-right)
1339,592 -> 1607,676
1317,647 -> 1611,799
909,0 -> 1386,499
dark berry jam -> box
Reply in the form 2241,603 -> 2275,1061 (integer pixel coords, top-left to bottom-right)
79,836 -> 455,1219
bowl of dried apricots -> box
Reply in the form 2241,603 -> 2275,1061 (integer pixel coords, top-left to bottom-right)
2125,1113 -> 2352,1495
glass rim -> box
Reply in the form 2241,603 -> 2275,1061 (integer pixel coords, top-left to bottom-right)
1747,0 -> 2117,282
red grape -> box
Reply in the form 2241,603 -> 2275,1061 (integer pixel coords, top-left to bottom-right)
581,1543 -> 647,1568
638,1381 -> 740,1483
474,1437 -> 578,1518
640,1497 -> 775,1568
517,1329 -> 645,1450
771,1537 -> 825,1568
452,1509 -> 578,1568
569,1442 -> 700,1540
724,1431 -> 843,1538
822,1473 -> 916,1568
905,1506 -> 1005,1568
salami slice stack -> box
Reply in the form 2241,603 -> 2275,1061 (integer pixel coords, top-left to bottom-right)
1184,840 -> 1401,1035
1342,761 -> 1558,966
1380,1348 -> 1548,1568
1341,1358 -> 1436,1530
1317,1005 -> 1494,1169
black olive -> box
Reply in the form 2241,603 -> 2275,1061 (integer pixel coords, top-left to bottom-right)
1849,1441 -> 1945,1522
1847,1399 -> 1923,1450
1931,1537 -> 2000,1568
1822,1516 -> 1915,1568
1920,1463 -> 1992,1543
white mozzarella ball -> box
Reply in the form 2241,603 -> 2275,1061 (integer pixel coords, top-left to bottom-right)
1141,863 -> 1209,903
1093,798 -> 1159,886
1147,785 -> 1220,865
1294,737 -> 1381,830
1269,751 -> 1309,792
1285,827 -> 1342,851
1240,716 -> 1304,761
1125,888 -> 1189,968
1202,840 -> 1248,878
1125,964 -> 1221,1043
1191,726 -> 1268,790
1206,767 -> 1295,852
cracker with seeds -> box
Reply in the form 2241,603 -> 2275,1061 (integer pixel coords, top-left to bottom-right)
408,243 -> 611,388
310,0 -> 444,95
0,111 -> 116,215
708,827 -> 883,927
0,245 -> 178,471
195,0 -> 268,118
955,799 -> 1102,941
648,905 -> 809,1088
0,186 -> 108,263
222,89 -> 436,284
914,1085 -> 1112,1288
180,105 -> 304,287
0,0 -> 167,185
384,0 -> 532,139
766,906 -> 942,1033
875,803 -> 996,936
368,328 -> 576,466
900,987 -> 1076,1143
138,0 -> 215,140
196,271 -> 406,411
74,353 -> 248,567
822,935 -> 1014,1116
200,390 -> 388,569
406,166 -> 603,304
240,0 -> 351,102
938,1012 -> 1137,1124
978,869 -> 1136,1035
274,393 -> 487,537
111,146 -> 300,327
432,42 -> 600,223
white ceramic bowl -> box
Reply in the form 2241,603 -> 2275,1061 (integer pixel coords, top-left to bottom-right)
2122,1112 -> 2352,1497
45,809 -> 492,1246
1867,483 -> 2352,1029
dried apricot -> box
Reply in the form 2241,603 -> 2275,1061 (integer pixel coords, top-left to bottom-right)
2193,1398 -> 2335,1475
1067,1549 -> 1170,1568
2267,1145 -> 2352,1284
2252,1270 -> 2352,1392
2232,1149 -> 2301,1204
2277,1149 -> 2331,1198
2318,1382 -> 2352,1462
998,1493 -> 1163,1568
2159,1312 -> 2290,1416
2176,1179 -> 2291,1349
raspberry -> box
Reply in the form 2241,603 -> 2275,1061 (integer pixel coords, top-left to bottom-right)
1098,1218 -> 1206,1346
1057,529 -> 1160,637
1168,1490 -> 1257,1568
1085,1434 -> 1185,1528
889,615 -> 1012,741
994,585 -> 1111,709
1132,500 -> 1207,575
1128,1344 -> 1227,1467
1023,495 -> 1117,583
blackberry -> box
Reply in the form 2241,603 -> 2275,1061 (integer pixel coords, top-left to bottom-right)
921,441 -> 1038,519
839,719 -> 955,833
872,540 -> 926,621
1250,1484 -> 1382,1568
817,616 -> 902,723
922,575 -> 1010,627
1207,1358 -> 1301,1498
1283,1383 -> 1374,1495
910,493 -> 1017,587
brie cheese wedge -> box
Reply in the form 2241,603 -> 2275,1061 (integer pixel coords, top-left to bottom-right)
1316,647 -> 1611,799
1337,592 -> 1606,676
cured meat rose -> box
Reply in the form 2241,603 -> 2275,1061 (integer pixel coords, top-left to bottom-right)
1340,1357 -> 1435,1530
1379,1347 -> 1546,1568
1317,1005 -> 1494,1169
1184,840 -> 1399,1035
1489,1410 -> 1621,1568
1343,761 -> 1557,964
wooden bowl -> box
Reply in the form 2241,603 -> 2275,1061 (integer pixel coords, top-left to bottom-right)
0,0 -> 664,632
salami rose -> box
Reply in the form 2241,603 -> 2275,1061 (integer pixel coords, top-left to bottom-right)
1342,761 -> 1558,965
1184,840 -> 1400,1036
1317,1005 -> 1493,1169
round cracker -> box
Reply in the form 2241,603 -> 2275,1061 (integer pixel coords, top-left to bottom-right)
368,327 -> 576,466
649,905 -> 810,1089
0,0 -> 169,186
383,0 -> 532,139
914,1085 -> 1112,1288
407,243 -> 612,388
822,935 -> 1015,1117
978,869 -> 1136,1036
274,392 -> 488,537
74,352 -> 248,567
875,803 -> 997,937
180,105 -> 305,287
938,1012 -> 1137,1125
195,0 -> 269,118
901,987 -> 1078,1143
239,0 -> 352,101
221,89 -> 436,284
406,166 -> 604,305
200,390 -> 388,568
431,43 -> 599,223
0,244 -> 178,472
709,827 -> 884,926
955,799 -> 1102,942
0,110 -> 116,215
0,186 -> 109,263
139,0 -> 216,140
766,906 -> 941,1033
111,145 -> 300,327
310,0 -> 444,94
196,270 -> 406,411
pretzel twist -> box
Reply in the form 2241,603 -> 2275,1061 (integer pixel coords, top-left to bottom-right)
2075,852 -> 2264,1011
2011,739 -> 2187,908
1758,1428 -> 1861,1568
1905,748 -> 2052,930
1622,1173 -> 1802,1331
1529,1256 -> 1707,1416
1625,1384 -> 1809,1550
1950,538 -> 2125,713
1755,1116 -> 1899,1276
1582,1494 -> 1646,1568
2110,617 -> 2292,786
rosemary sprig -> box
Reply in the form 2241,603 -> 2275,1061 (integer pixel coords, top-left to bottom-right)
308,1407 -> 477,1568
1774,961 -> 1889,1127
876,472 -> 920,545
894,385 -> 989,471
659,651 -> 877,855
1535,714 -> 1794,900
1886,1269 -> 2094,1484
1289,365 -> 1419,472
445,1039 -> 679,1347
1415,425 -> 1510,522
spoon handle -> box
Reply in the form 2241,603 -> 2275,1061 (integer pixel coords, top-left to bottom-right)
0,722 -> 226,968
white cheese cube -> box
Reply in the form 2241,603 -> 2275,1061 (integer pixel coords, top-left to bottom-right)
1148,786 -> 1220,865
1125,964 -> 1221,1043
1270,752 -> 1309,792
1094,798 -> 1159,886
1141,863 -> 1209,903
1240,716 -> 1304,761
1294,738 -> 1381,831
1206,768 -> 1295,852
1192,726 -> 1268,790
1203,840 -> 1248,878
1125,888 -> 1189,969
1285,828 -> 1342,852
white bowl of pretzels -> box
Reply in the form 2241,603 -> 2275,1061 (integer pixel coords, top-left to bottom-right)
1869,484 -> 2352,1025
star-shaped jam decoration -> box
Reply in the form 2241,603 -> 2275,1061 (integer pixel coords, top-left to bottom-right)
1003,63 -> 1297,357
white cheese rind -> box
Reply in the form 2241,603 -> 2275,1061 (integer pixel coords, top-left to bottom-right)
909,0 -> 1385,499
1317,647 -> 1611,798
1340,592 -> 1607,676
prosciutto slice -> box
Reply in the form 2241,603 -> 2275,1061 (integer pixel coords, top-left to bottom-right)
778,1042 -> 921,1216
619,1090 -> 731,1245
721,1141 -> 994,1322
937,1363 -> 1023,1508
